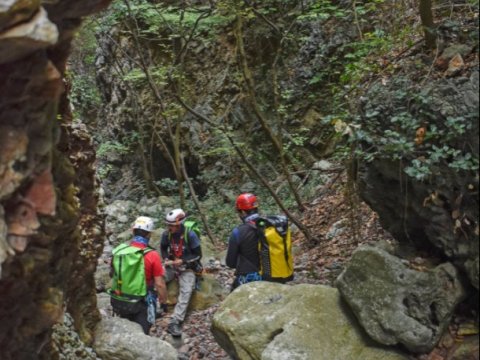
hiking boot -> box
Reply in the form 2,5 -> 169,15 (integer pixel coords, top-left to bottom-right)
167,320 -> 182,337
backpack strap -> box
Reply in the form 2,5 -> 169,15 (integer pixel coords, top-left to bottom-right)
252,218 -> 268,247
143,246 -> 154,255
167,225 -> 190,244
242,222 -> 265,271
183,226 -> 190,247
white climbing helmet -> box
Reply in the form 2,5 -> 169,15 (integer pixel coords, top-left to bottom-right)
132,216 -> 155,232
165,209 -> 186,225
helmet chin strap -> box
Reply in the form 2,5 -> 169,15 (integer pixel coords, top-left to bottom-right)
238,210 -> 247,220
168,222 -> 182,233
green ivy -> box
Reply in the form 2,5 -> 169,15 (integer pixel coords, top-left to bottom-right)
340,29 -> 390,85
69,24 -> 102,116
104,0 -> 232,38
122,66 -> 168,87
97,140 -> 130,157
344,87 -> 479,181
298,0 -> 347,21
154,178 -> 178,194
97,163 -> 113,180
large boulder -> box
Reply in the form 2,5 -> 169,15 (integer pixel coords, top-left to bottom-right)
335,246 -> 467,353
190,273 -> 229,310
166,273 -> 228,311
212,281 -> 409,360
94,316 -> 177,360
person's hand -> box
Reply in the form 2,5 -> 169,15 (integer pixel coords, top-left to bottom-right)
164,259 -> 183,267
172,259 -> 183,266
163,259 -> 172,266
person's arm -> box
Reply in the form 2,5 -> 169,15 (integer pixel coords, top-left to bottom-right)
183,245 -> 202,264
160,233 -> 169,260
151,252 -> 167,303
225,228 -> 240,269
182,231 -> 202,263
154,275 -> 167,304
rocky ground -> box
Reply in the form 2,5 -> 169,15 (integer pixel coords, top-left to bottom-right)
55,170 -> 478,359
149,173 -> 399,359
147,173 -> 478,360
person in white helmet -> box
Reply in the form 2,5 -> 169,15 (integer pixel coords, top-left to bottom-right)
109,216 -> 167,334
160,208 -> 202,337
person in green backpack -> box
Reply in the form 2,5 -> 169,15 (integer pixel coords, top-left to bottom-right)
109,216 -> 167,334
160,208 -> 202,337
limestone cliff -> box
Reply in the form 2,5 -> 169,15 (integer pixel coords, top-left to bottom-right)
0,1 -> 111,359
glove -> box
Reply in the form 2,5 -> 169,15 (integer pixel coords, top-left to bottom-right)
160,303 -> 168,313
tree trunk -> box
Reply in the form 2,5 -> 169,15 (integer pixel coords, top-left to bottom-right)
180,155 -> 217,245
419,0 -> 436,49
234,12 -> 306,211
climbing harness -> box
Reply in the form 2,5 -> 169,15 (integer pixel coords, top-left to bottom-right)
237,271 -> 263,285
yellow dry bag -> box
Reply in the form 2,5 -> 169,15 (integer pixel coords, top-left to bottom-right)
256,215 -> 294,282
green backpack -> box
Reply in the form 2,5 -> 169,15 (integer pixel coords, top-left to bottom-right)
109,243 -> 154,303
168,218 -> 202,245
183,219 -> 201,242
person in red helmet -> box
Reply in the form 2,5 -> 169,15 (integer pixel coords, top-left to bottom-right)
226,193 -> 262,290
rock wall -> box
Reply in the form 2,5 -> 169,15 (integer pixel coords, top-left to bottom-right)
357,70 -> 479,290
0,1 -> 111,359
92,4 -> 357,202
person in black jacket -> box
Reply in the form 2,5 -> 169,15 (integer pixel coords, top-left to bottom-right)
160,208 -> 202,337
226,193 -> 262,291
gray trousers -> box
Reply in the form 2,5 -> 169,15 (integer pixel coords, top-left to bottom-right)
164,267 -> 196,323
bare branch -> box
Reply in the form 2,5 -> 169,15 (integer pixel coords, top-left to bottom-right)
243,0 -> 281,34
180,154 -> 218,245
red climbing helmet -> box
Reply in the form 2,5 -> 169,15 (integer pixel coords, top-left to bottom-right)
235,193 -> 258,211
